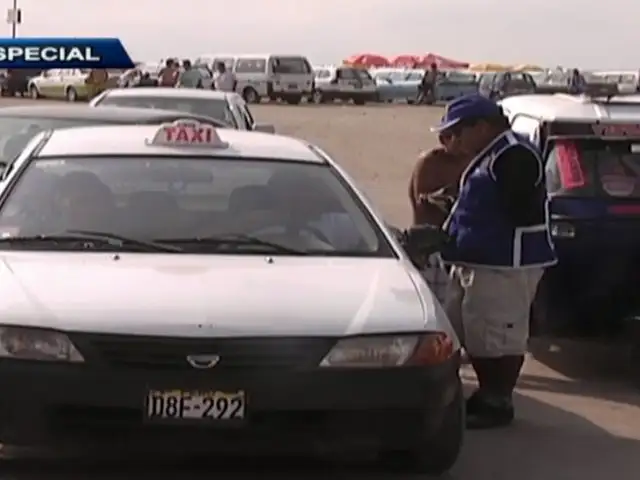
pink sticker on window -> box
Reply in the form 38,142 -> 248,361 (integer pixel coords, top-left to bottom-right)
556,141 -> 586,189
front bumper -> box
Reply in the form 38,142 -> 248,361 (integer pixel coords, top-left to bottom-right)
0,354 -> 460,452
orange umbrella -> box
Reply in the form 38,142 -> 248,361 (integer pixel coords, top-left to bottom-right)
390,55 -> 420,68
343,53 -> 390,68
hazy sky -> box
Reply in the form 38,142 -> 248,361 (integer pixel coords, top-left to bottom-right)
7,0 -> 639,68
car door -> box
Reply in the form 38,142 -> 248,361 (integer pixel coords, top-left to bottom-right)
36,69 -> 61,97
337,67 -> 360,97
50,69 -> 74,99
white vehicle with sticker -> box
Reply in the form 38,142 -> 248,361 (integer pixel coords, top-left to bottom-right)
499,85 -> 640,335
0,120 -> 462,474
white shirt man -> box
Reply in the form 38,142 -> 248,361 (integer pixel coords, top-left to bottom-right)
214,70 -> 237,92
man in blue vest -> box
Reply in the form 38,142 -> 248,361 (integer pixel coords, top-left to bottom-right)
431,94 -> 557,429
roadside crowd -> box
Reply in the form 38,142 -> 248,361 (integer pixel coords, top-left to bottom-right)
411,93 -> 556,429
120,58 -> 237,91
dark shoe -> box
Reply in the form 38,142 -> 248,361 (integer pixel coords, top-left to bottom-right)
466,400 -> 514,430
465,390 -> 484,416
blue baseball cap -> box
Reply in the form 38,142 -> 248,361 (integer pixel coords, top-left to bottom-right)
431,94 -> 502,133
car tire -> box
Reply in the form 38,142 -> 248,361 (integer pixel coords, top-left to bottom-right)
530,275 -> 570,336
312,90 -> 326,104
29,85 -> 40,99
65,87 -> 78,102
284,95 -> 302,105
378,381 -> 464,475
242,87 -> 260,104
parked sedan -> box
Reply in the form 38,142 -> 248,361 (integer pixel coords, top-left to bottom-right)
0,105 -> 229,166
90,88 -> 275,132
376,70 -> 478,104
28,69 -> 91,102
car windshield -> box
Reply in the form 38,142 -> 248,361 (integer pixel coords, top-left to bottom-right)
96,96 -> 236,128
0,156 -> 390,256
0,116 -> 122,164
546,139 -> 640,198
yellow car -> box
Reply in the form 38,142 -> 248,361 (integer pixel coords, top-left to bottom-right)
28,69 -> 91,102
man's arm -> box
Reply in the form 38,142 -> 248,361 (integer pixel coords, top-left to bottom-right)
491,145 -> 542,224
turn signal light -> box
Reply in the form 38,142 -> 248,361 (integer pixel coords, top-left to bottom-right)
407,332 -> 454,366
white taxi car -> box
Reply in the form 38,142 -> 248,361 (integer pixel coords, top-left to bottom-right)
0,121 -> 461,474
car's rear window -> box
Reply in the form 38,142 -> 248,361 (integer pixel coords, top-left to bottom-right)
0,116 -> 121,163
546,139 -> 640,198
95,96 -> 236,128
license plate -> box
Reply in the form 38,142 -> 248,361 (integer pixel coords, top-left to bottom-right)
287,83 -> 298,89
145,389 -> 245,420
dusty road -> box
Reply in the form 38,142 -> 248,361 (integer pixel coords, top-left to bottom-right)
0,98 -> 639,479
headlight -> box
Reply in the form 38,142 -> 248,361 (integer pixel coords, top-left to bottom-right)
0,327 -> 84,362
319,333 -> 453,368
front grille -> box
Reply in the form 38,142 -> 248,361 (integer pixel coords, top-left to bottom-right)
74,334 -> 335,370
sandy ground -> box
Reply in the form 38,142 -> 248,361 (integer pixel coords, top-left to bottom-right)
0,98 -> 639,479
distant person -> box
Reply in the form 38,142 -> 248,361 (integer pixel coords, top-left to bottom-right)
136,72 -> 157,87
213,62 -> 237,92
568,68 -> 586,94
85,68 -> 109,99
158,59 -> 179,87
417,63 -> 438,104
177,59 -> 203,88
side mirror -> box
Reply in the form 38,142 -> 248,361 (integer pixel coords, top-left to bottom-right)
402,224 -> 450,257
253,123 -> 275,134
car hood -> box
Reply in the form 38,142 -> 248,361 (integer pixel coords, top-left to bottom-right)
0,252 -> 448,338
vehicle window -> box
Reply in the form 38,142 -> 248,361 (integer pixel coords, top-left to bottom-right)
510,116 -> 540,143
446,71 -> 476,84
314,69 -> 331,79
354,69 -> 373,82
96,96 -> 237,128
238,102 -> 255,126
546,139 -> 640,198
479,74 -> 494,87
0,157 -> 390,257
0,116 -> 125,164
338,68 -> 357,80
234,58 -> 266,74
405,71 -> 423,81
213,58 -> 235,70
272,57 -> 311,74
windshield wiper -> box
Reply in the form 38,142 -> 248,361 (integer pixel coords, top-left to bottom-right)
157,234 -> 307,254
0,230 -> 183,253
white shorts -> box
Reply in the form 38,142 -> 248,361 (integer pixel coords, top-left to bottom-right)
444,266 -> 543,357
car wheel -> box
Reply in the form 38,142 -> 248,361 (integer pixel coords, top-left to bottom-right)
378,382 -> 464,475
242,87 -> 260,104
379,389 -> 464,475
312,90 -> 326,104
29,85 -> 40,99
285,95 -> 302,105
65,87 -> 78,102
530,275 -> 570,336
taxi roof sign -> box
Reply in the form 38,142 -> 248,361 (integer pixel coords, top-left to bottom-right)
148,120 -> 228,148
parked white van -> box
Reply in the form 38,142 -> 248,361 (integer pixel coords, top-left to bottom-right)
195,54 -> 314,104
